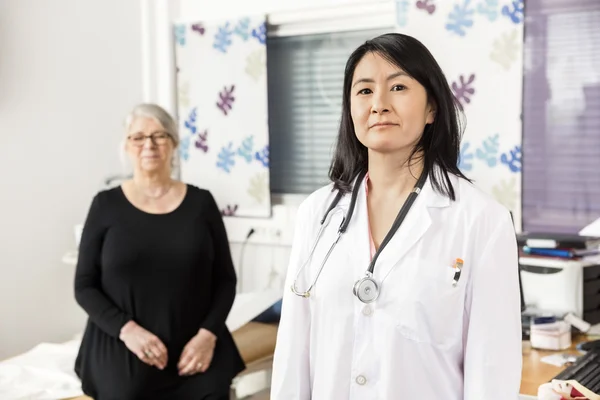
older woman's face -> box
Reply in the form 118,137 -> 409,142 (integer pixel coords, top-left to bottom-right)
126,117 -> 174,174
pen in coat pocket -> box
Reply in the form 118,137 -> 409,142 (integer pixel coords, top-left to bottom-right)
452,258 -> 463,287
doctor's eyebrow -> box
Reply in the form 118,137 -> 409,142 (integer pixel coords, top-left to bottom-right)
352,71 -> 410,88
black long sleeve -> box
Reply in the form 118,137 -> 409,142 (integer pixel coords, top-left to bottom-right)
74,194 -> 132,337
200,192 -> 237,336
73,185 -> 245,399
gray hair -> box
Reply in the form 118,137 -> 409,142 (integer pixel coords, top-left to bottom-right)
124,103 -> 180,147
119,103 -> 181,175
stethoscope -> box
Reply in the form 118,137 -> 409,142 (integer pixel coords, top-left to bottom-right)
290,169 -> 428,303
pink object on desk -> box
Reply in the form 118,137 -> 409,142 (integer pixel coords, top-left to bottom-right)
538,381 -> 592,399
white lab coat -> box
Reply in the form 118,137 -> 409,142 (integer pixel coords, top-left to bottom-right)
271,171 -> 522,400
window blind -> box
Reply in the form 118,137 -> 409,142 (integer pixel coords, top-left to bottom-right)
267,28 -> 390,195
522,0 -> 600,233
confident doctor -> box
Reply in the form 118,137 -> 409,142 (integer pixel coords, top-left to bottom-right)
271,33 -> 522,400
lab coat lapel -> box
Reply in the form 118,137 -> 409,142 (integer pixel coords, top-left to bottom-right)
375,176 -> 450,281
343,181 -> 372,278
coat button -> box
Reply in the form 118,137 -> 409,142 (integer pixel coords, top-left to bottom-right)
356,375 -> 367,385
362,305 -> 373,316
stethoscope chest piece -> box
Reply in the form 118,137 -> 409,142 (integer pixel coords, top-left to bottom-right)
353,273 -> 380,303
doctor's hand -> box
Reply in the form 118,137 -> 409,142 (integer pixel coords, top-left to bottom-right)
178,328 -> 217,376
119,320 -> 168,370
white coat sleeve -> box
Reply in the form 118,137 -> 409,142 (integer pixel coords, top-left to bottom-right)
270,201 -> 312,400
463,210 -> 523,399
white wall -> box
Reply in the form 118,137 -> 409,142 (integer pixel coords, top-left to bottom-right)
0,0 -> 142,359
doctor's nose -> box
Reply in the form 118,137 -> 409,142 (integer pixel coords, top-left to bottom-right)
370,95 -> 390,114
371,106 -> 390,114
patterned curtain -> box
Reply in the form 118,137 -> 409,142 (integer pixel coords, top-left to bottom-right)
174,15 -> 271,217
395,0 -> 524,230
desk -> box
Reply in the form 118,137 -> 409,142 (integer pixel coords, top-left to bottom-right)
520,337 -> 586,396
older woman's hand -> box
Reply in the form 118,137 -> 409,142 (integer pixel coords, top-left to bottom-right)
178,328 -> 217,376
119,320 -> 168,370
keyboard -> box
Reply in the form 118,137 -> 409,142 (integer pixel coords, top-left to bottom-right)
553,348 -> 600,394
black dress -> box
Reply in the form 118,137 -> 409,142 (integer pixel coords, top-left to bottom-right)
74,185 -> 245,400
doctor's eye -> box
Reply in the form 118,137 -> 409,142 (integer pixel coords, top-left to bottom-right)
392,84 -> 407,91
357,88 -> 373,95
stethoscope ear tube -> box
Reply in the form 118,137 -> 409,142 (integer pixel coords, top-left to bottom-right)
320,190 -> 344,225
365,173 -> 426,275
338,170 -> 367,233
292,169 -> 427,304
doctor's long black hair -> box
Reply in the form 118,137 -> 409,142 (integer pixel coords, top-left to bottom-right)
328,33 -> 470,200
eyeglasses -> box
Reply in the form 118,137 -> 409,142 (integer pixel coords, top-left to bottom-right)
127,132 -> 172,147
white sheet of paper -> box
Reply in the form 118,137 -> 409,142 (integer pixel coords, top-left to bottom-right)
226,289 -> 282,332
579,217 -> 600,237
540,353 -> 572,367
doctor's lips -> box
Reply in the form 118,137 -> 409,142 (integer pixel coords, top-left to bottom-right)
369,122 -> 398,129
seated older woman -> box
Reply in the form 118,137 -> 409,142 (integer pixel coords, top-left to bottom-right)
74,103 -> 245,400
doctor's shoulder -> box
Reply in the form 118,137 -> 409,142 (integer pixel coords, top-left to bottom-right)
292,183 -> 338,229
453,177 -> 515,235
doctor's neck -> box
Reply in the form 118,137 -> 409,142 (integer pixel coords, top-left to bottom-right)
366,150 -> 424,197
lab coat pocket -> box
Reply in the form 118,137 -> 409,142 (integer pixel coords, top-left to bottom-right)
385,257 -> 466,348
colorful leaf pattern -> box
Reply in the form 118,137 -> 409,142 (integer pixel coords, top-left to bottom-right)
176,7 -> 522,219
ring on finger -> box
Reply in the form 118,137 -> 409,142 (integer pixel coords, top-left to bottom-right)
144,350 -> 153,358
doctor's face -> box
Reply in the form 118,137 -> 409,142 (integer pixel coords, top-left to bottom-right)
350,52 -> 435,155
